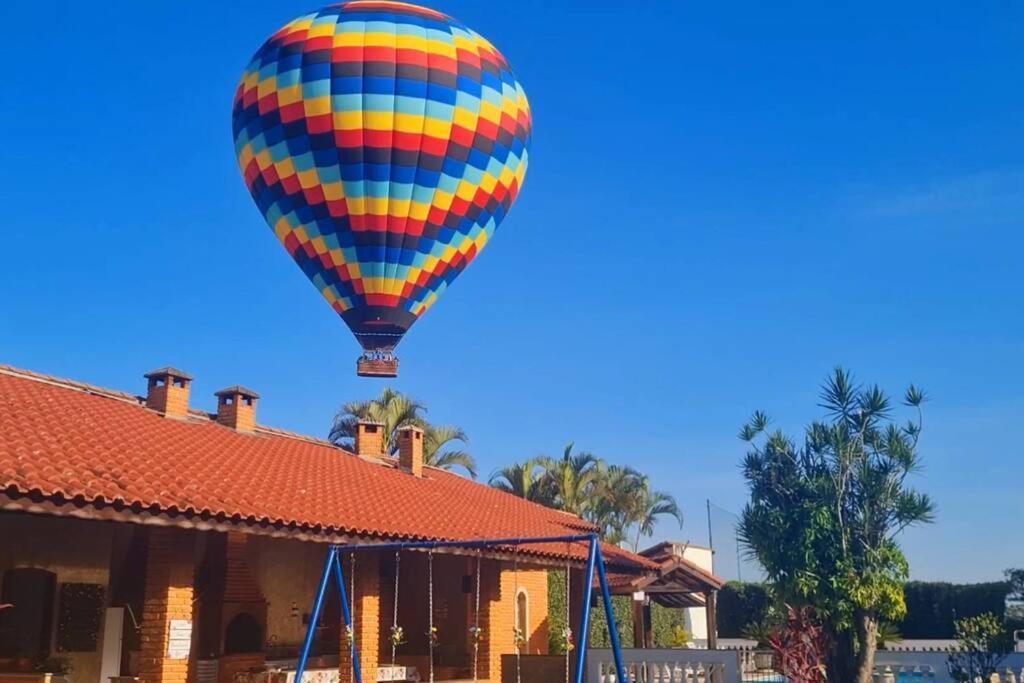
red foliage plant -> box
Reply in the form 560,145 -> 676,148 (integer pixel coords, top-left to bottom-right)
767,605 -> 829,683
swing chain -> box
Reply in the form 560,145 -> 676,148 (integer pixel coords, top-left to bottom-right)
428,551 -> 435,683
564,544 -> 572,683
471,552 -> 482,682
347,554 -> 356,681
391,551 -> 402,666
513,546 -> 522,683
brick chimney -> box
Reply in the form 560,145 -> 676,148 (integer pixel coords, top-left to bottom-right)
144,367 -> 192,418
397,425 -> 424,477
354,420 -> 386,457
214,386 -> 260,432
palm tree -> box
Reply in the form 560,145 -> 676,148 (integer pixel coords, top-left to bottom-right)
588,465 -> 645,544
537,442 -> 602,516
488,458 -> 551,503
328,388 -> 424,454
423,425 -> 477,478
328,389 -> 476,476
629,479 -> 684,552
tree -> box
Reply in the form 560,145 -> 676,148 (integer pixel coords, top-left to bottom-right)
422,425 -> 476,478
588,465 -> 645,545
537,442 -> 601,516
946,612 -> 1011,682
492,448 -> 683,548
627,478 -> 684,552
1006,568 -> 1024,621
737,368 -> 935,683
488,458 -> 551,504
328,389 -> 477,476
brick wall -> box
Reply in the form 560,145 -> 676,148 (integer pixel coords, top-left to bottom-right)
217,653 -> 263,683
485,563 -> 551,683
139,528 -> 196,683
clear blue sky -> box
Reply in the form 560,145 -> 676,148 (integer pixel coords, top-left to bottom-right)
1,1 -> 1021,582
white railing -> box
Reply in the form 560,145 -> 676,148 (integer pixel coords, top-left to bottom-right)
587,649 -> 740,682
875,653 -> 1024,683
873,664 -> 1024,683
587,648 -> 1024,683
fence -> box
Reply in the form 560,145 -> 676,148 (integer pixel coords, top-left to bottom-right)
587,648 -> 739,682
587,648 -> 1024,683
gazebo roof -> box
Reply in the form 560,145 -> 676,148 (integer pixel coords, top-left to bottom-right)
605,541 -> 725,608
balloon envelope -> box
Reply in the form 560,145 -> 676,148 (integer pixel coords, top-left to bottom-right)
232,0 -> 532,354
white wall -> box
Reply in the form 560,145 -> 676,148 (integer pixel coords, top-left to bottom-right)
680,546 -> 714,642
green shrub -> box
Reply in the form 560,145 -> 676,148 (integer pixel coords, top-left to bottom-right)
946,612 -> 1012,682
900,582 -> 1010,638
717,582 -> 772,638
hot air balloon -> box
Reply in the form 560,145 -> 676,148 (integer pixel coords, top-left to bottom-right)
232,1 -> 532,377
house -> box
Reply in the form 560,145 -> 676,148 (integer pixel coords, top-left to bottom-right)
0,364 -> 686,683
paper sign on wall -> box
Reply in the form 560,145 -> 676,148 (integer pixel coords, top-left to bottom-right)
167,619 -> 192,660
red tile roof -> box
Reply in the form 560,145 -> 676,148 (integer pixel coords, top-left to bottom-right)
0,365 -> 653,571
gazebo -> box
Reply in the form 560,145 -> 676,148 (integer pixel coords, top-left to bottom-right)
607,541 -> 726,649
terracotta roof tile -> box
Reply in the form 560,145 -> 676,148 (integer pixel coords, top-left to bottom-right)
0,365 -> 652,571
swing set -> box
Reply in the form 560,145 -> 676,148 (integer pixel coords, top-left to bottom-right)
295,533 -> 628,683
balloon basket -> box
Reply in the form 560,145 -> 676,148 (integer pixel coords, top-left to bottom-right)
357,352 -> 399,378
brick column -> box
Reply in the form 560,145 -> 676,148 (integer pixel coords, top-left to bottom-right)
340,552 -> 381,683
484,560 -> 512,683
520,569 -> 550,654
139,528 -> 196,683
484,565 -> 554,683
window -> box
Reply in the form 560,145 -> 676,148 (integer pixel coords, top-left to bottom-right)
515,588 -> 529,645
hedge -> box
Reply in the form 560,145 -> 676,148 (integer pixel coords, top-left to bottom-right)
551,574 -> 1013,644
717,582 -> 772,637
548,571 -> 692,649
713,580 -> 1013,639
899,581 -> 1011,638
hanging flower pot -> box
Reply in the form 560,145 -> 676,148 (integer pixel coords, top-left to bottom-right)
390,625 -> 406,648
561,626 -> 575,653
513,626 -> 527,651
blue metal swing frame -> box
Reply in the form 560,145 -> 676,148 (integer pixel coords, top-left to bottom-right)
295,533 -> 627,683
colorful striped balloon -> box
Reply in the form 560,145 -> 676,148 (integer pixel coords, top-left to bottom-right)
232,1 -> 531,373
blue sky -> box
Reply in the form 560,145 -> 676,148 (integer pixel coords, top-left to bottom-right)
1,1 -> 1021,582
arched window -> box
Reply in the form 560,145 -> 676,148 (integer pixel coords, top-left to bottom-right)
224,613 -> 262,654
514,588 -> 529,646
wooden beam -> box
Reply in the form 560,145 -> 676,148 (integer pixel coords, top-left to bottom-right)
632,599 -> 645,649
642,602 -> 654,648
705,590 -> 719,649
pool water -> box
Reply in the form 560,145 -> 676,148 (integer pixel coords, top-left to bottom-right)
743,675 -> 929,683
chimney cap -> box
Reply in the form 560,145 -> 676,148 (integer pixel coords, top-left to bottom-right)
214,385 -> 261,399
357,419 -> 386,427
397,424 -> 424,434
144,366 -> 193,381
